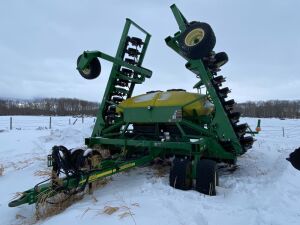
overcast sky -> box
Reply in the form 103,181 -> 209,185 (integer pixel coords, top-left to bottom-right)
0,0 -> 299,103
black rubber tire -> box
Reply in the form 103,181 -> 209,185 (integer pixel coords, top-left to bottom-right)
77,55 -> 101,80
287,147 -> 300,171
214,52 -> 229,68
196,159 -> 218,196
169,157 -> 192,190
178,22 -> 216,60
166,89 -> 186,92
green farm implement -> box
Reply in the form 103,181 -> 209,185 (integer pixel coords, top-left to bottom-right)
9,4 -> 260,208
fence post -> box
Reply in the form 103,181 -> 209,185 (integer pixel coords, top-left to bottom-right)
69,118 -> 71,125
10,117 -> 12,130
73,118 -> 78,125
49,117 -> 52,129
82,115 -> 84,124
282,127 -> 285,137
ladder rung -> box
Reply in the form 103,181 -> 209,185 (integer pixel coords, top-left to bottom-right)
113,87 -> 128,96
112,96 -> 123,103
121,68 -> 133,76
128,36 -> 144,47
217,87 -> 230,98
212,75 -> 226,86
228,112 -> 240,124
117,74 -> 144,84
125,58 -> 137,65
115,79 -> 129,87
126,48 -> 141,57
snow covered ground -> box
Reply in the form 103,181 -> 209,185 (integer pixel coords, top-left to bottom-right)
0,116 -> 300,225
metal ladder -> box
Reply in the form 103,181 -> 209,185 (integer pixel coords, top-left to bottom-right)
165,4 -> 254,156
83,19 -> 152,137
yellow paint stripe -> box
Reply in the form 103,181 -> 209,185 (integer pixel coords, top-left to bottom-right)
88,170 -> 113,182
119,162 -> 135,170
79,163 -> 135,185
80,169 -> 115,184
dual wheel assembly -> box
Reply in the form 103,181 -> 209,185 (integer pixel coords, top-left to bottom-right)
178,21 -> 216,60
169,157 -> 218,196
178,21 -> 229,69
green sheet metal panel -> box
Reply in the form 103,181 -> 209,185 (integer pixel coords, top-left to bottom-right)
123,106 -> 182,123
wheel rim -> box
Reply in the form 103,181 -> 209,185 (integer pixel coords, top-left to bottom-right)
184,28 -> 205,47
216,60 -> 226,67
82,67 -> 91,76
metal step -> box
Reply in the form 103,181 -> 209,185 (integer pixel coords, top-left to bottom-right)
128,36 -> 144,47
233,123 -> 248,137
240,135 -> 254,150
223,99 -> 235,111
212,75 -> 226,86
217,87 -> 230,98
228,112 -> 241,124
126,48 -> 141,57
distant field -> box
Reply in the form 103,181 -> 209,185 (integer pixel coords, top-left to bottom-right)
0,115 -> 96,131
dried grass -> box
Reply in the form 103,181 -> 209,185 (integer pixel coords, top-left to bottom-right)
0,164 -> 4,176
15,214 -> 26,220
32,155 -> 47,162
10,192 -> 24,202
35,191 -> 84,221
98,204 -> 137,223
10,160 -> 33,170
14,213 -> 33,225
118,211 -> 131,219
94,177 -> 112,188
34,177 -> 111,221
105,196 -> 139,225
131,203 -> 140,207
152,163 -> 169,177
7,155 -> 46,172
81,207 -> 92,218
103,206 -> 120,215
34,169 -> 52,178
118,205 -> 136,224
93,145 -> 111,159
80,200 -> 139,225
91,195 -> 98,203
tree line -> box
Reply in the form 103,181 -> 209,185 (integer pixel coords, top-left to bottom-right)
235,100 -> 300,118
0,98 -> 299,118
0,98 -> 99,116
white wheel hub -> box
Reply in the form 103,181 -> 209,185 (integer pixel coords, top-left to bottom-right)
184,28 -> 205,47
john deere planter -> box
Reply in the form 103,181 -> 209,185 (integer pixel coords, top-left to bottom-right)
9,4 -> 260,208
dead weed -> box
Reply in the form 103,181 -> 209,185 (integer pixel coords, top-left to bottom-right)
0,164 -> 4,176
35,191 -> 84,221
34,169 -> 52,178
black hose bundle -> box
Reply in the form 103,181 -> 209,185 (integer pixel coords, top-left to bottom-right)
35,145 -> 92,204
52,145 -> 74,176
34,146 -> 102,205
50,146 -> 90,199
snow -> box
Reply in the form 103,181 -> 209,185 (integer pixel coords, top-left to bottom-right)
1,116 -> 300,225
